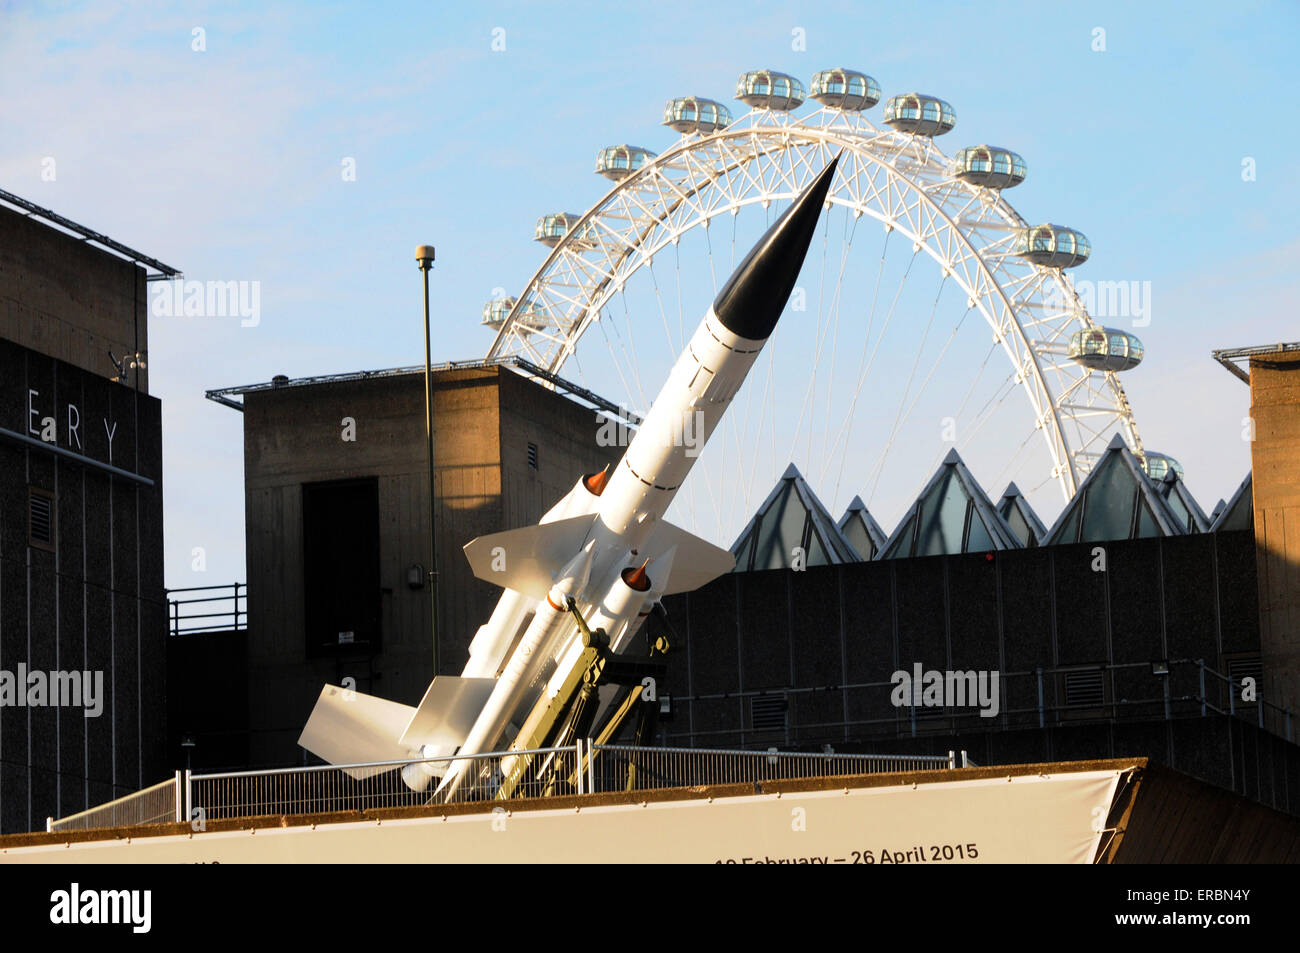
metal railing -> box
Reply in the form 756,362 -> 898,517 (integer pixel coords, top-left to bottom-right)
588,745 -> 952,793
44,744 -> 964,832
662,658 -> 1296,747
47,774 -> 182,832
167,582 -> 245,635
186,746 -> 582,822
180,743 -> 959,824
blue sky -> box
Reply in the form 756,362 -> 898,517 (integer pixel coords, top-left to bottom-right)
2,0 -> 1297,588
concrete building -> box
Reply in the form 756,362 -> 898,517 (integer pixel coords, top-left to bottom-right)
643,376 -> 1300,816
1244,348 -> 1300,719
202,361 -> 622,766
0,193 -> 176,833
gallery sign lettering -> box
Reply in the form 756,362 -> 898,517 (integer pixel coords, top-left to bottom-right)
27,389 -> 119,462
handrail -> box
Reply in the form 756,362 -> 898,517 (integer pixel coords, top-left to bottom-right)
166,582 -> 245,635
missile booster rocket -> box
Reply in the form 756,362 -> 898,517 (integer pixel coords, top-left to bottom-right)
298,155 -> 840,796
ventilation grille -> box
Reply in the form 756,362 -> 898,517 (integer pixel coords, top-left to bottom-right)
751,694 -> 788,732
28,490 -> 54,549
527,442 -> 539,470
1227,656 -> 1263,704
1064,670 -> 1105,708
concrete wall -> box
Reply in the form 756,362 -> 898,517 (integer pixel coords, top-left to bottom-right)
0,205 -> 148,392
1250,351 -> 1300,718
653,529 -> 1300,815
240,365 -> 618,766
0,339 -> 165,833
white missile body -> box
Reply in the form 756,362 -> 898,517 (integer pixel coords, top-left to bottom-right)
433,545 -> 593,799
461,470 -> 608,680
298,156 -> 841,794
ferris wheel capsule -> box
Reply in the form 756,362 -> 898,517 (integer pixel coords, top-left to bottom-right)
534,212 -> 596,248
663,96 -> 732,134
1140,452 -> 1184,482
809,68 -> 881,111
1069,328 -> 1144,372
882,93 -> 956,136
595,144 -> 656,181
735,69 -> 806,110
1014,223 -> 1091,269
483,296 -> 546,333
951,145 -> 1026,189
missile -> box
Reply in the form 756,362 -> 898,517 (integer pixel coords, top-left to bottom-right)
433,544 -> 594,800
449,154 -> 840,771
298,155 -> 840,794
460,467 -> 610,680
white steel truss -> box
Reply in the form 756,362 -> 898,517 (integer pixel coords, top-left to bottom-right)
485,107 -> 1144,500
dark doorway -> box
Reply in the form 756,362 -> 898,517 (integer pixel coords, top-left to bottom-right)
303,478 -> 381,656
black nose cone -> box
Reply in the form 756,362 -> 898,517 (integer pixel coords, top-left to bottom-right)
711,153 -> 841,341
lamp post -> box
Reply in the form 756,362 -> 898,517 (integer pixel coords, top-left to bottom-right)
416,245 -> 439,674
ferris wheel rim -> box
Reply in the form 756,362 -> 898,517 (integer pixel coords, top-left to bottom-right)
486,107 -> 1144,501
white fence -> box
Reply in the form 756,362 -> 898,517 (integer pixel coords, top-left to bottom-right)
47,774 -> 182,832
47,745 -> 963,831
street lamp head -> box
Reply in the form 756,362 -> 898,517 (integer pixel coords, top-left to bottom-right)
415,245 -> 436,270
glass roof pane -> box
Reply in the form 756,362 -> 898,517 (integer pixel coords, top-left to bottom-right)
1217,481 -> 1253,531
1164,490 -> 1191,531
1078,456 -> 1136,541
841,516 -> 877,560
915,470 -> 969,556
754,491 -> 807,570
1005,507 -> 1032,547
806,531 -> 830,567
1053,499 -> 1082,544
966,512 -> 996,552
882,513 -> 917,558
1136,499 -> 1161,538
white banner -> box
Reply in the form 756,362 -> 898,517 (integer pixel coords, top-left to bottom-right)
3,769 -> 1121,864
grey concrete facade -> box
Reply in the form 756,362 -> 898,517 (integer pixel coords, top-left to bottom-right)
0,204 -> 150,393
0,338 -> 165,834
239,364 -> 620,766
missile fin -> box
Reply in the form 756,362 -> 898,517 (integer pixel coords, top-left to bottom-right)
640,520 -> 734,594
398,675 -> 498,748
462,513 -> 598,599
298,684 -> 419,779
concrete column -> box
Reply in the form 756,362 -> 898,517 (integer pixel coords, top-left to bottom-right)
1249,350 -> 1300,720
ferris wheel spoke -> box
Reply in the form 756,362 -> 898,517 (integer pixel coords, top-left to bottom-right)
865,274 -> 950,501
673,242 -> 685,354
815,226 -> 891,487
989,424 -> 1043,490
902,337 -> 1002,493
954,371 -> 1019,457
646,258 -> 679,359
828,244 -> 920,502
596,310 -> 640,418
894,304 -> 976,437
818,209 -> 860,469
613,291 -> 650,412
786,206 -> 854,468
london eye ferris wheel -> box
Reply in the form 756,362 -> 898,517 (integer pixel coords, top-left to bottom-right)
482,68 -> 1172,547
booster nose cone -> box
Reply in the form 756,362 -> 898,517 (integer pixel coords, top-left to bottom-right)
621,558 -> 652,592
583,465 -> 611,496
712,153 -> 841,341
